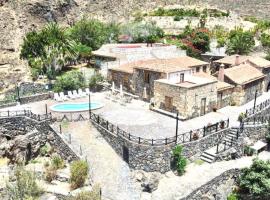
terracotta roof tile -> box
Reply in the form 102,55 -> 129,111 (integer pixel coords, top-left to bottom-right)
224,64 -> 265,85
119,56 -> 208,73
214,54 -> 250,65
247,57 -> 270,68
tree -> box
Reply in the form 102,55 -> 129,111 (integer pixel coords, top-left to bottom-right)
238,159 -> 270,199
121,22 -> 164,44
226,27 -> 255,55
53,70 -> 85,92
69,18 -> 118,51
20,23 -> 78,79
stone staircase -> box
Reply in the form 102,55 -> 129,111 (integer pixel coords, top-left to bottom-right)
200,127 -> 239,163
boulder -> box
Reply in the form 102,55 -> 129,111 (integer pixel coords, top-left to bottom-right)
141,172 -> 162,193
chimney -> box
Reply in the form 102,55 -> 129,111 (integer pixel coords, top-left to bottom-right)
235,55 -> 240,66
218,64 -> 225,82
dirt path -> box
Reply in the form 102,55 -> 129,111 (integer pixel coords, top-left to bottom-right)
58,121 -> 141,200
151,152 -> 270,200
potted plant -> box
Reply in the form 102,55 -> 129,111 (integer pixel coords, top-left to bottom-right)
238,112 -> 247,123
192,132 -> 199,140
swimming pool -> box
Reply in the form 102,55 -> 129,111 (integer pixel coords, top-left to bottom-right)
50,102 -> 104,112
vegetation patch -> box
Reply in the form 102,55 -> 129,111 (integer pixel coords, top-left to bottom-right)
70,160 -> 89,189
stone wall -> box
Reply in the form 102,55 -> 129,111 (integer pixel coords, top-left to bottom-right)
232,79 -> 263,106
180,169 -> 241,200
108,69 -> 134,93
20,92 -> 51,104
93,123 -> 172,173
0,116 -> 79,162
92,119 -> 229,173
154,80 -> 217,119
182,128 -> 229,160
134,69 -> 164,100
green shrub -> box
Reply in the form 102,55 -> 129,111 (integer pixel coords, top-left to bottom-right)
238,112 -> 247,122
53,70 -> 85,92
70,160 -> 89,189
238,159 -> 270,199
172,145 -> 187,175
174,16 -> 183,21
39,143 -> 52,156
65,185 -> 101,200
6,167 -> 43,200
88,73 -> 104,88
261,33 -> 270,48
227,192 -> 239,200
226,27 -> 255,55
51,154 -> 65,170
44,166 -> 57,183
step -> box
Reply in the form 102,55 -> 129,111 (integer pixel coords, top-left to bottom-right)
223,138 -> 235,144
203,151 -> 216,157
200,156 -> 214,163
200,152 -> 216,163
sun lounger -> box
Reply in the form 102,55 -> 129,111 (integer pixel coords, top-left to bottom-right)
78,89 -> 86,97
72,90 -> 80,98
59,92 -> 68,101
54,93 -> 63,102
68,91 -> 76,99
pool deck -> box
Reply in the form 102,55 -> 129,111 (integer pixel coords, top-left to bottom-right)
1,90 -> 270,139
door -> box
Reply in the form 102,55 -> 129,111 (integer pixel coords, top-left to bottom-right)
122,146 -> 129,164
217,92 -> 223,108
165,96 -> 173,111
200,98 -> 206,116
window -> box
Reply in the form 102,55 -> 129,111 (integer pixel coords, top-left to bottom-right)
203,66 -> 207,72
180,73 -> 184,83
196,67 -> 200,72
144,71 -> 150,84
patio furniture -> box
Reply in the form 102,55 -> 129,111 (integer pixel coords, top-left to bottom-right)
59,92 -> 68,101
68,91 -> 76,99
78,89 -> 86,97
72,90 -> 80,98
54,93 -> 63,102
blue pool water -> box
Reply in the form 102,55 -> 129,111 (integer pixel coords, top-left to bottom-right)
50,102 -> 104,112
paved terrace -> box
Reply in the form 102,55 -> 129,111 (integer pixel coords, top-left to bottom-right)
1,90 -> 270,139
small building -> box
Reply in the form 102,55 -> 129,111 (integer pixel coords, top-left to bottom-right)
154,73 -> 217,119
109,56 -> 210,99
93,43 -> 186,76
214,55 -> 270,92
219,64 -> 265,105
246,57 -> 270,91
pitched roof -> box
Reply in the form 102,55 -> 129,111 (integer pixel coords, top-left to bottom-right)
217,81 -> 234,91
193,72 -> 234,91
214,55 -> 250,65
132,56 -> 208,73
224,64 -> 265,85
247,57 -> 270,68
109,63 -> 134,74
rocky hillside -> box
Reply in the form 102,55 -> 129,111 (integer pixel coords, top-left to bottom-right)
0,0 -> 270,90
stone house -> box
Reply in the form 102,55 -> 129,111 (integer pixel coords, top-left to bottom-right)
218,64 -> 265,105
214,55 -> 270,92
109,56 -> 210,99
154,73 -> 217,119
132,57 -> 210,99
245,57 -> 270,91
